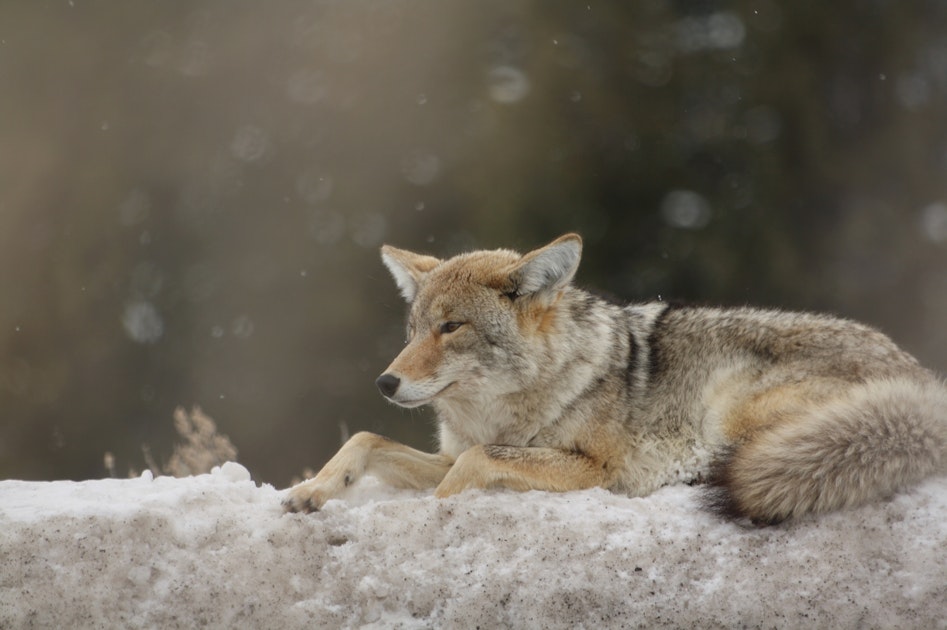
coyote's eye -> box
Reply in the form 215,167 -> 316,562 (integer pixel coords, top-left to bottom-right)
440,321 -> 464,334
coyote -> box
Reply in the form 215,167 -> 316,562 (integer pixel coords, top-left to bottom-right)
284,234 -> 947,523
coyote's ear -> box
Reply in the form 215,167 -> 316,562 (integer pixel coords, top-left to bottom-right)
380,245 -> 442,302
510,233 -> 582,297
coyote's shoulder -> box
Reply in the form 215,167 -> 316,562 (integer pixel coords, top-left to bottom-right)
285,233 -> 947,524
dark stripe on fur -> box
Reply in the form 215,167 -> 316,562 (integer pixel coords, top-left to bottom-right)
482,445 -> 522,461
625,329 -> 639,389
556,375 -> 611,424
568,292 -> 601,328
701,446 -> 743,519
646,302 -> 679,382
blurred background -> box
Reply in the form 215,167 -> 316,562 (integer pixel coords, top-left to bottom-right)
2,0 -> 947,485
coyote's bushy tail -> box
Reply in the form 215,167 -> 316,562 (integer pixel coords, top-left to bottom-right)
707,378 -> 947,524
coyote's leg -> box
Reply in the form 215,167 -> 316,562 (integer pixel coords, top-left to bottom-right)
283,431 -> 454,513
435,445 -> 610,498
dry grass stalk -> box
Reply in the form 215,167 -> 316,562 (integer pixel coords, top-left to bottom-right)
164,406 -> 238,477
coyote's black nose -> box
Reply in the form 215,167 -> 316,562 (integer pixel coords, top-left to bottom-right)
375,373 -> 401,398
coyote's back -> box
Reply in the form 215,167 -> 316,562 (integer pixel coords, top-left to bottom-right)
284,233 -> 947,523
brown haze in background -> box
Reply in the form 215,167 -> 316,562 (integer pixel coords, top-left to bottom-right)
1,1 -> 946,484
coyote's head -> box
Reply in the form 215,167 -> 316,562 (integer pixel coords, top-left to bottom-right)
375,233 -> 582,408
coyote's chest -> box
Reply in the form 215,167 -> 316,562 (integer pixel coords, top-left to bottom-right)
434,397 -> 548,458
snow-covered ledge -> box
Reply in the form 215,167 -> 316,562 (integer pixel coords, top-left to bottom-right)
2,464 -> 945,628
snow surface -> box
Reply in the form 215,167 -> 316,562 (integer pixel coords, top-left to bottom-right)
1,464 -> 945,629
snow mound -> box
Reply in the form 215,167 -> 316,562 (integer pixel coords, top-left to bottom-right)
1,466 -> 945,628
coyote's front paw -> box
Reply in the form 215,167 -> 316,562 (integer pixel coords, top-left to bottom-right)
282,474 -> 347,513
434,446 -> 489,498
281,432 -> 387,512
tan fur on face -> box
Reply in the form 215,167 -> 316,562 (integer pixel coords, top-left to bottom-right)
516,292 -> 562,337
386,332 -> 445,383
430,250 -> 519,288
